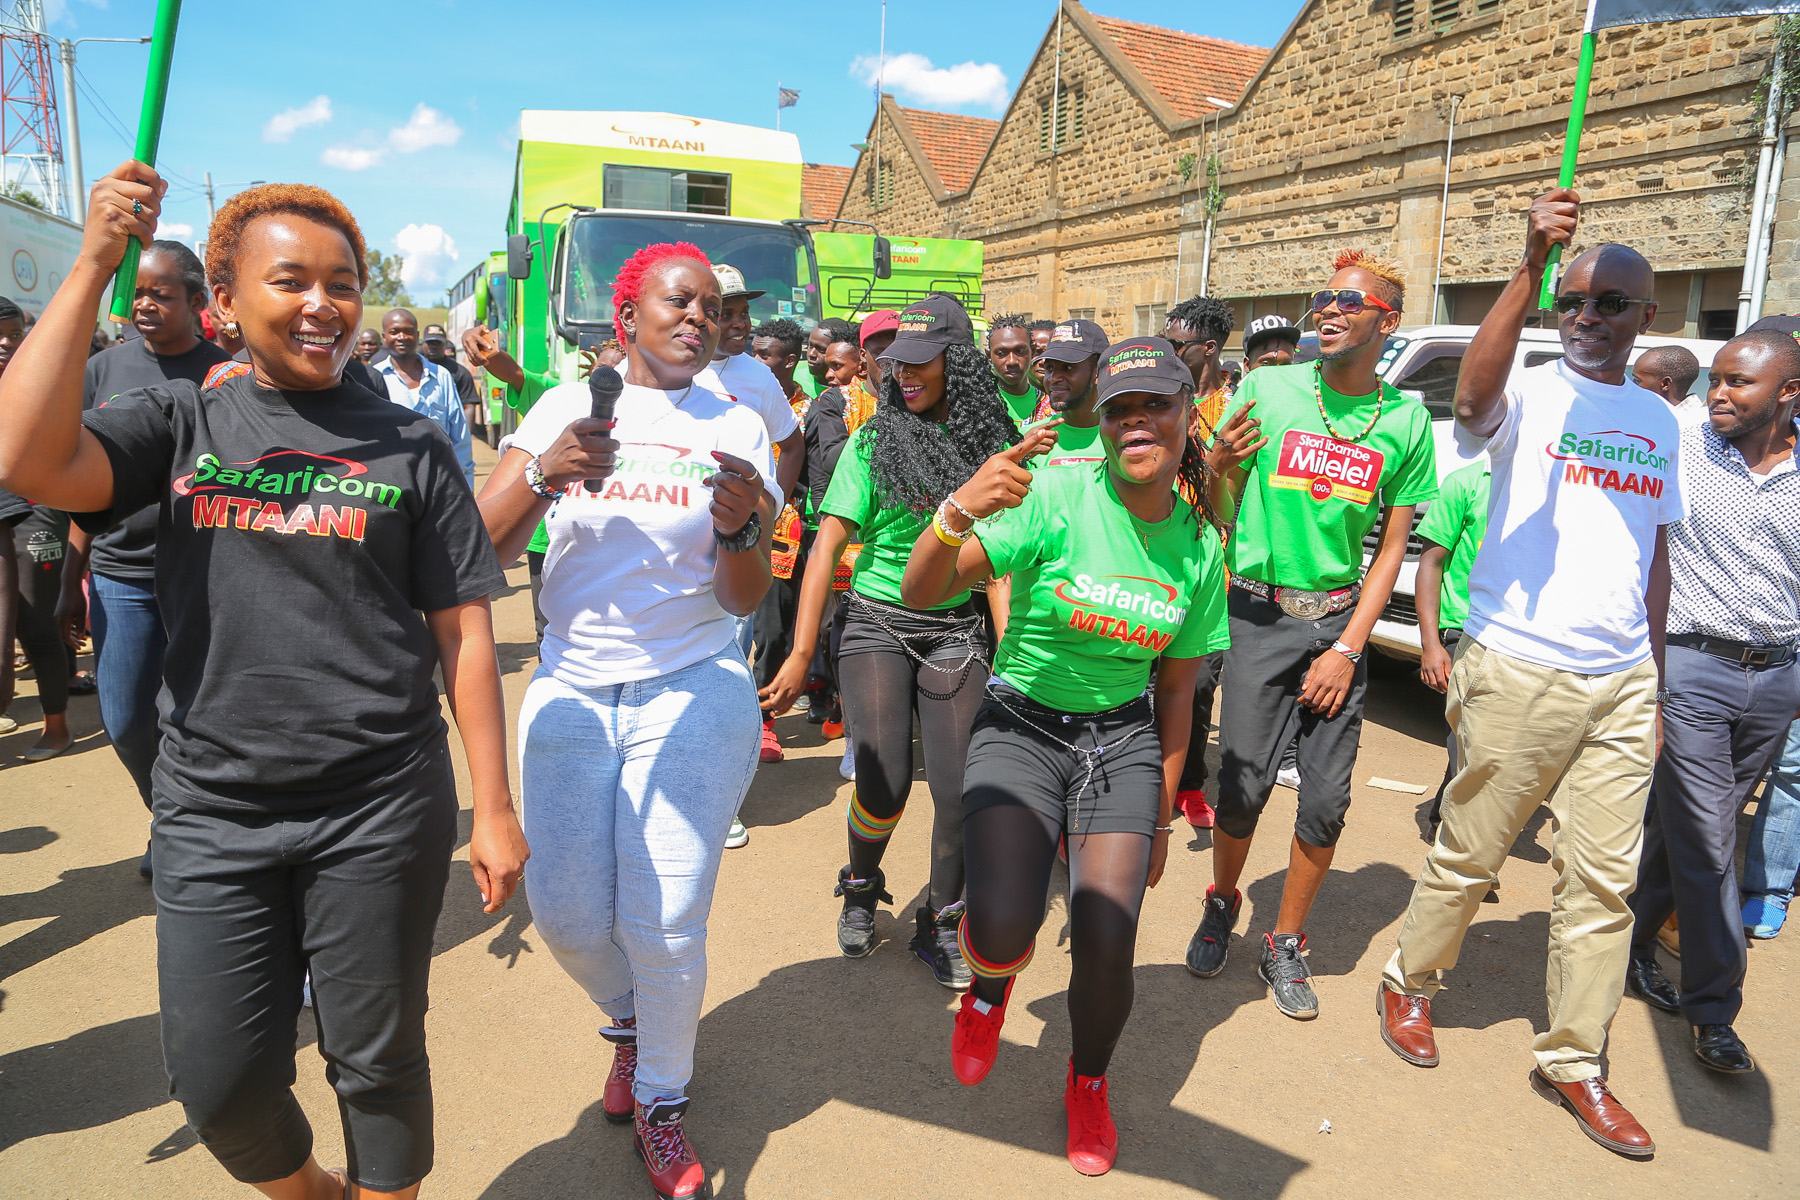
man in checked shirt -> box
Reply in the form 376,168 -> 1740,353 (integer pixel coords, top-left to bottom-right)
1625,328 -> 1800,1076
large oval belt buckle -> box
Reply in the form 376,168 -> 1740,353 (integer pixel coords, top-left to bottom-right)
1276,588 -> 1331,620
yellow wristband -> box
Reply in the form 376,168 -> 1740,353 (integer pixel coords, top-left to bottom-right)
931,511 -> 967,547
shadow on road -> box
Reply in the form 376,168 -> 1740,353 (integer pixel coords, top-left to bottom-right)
0,852 -> 153,1013
0,1012 -> 170,1154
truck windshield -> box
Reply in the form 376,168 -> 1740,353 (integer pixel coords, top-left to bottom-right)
562,213 -> 817,331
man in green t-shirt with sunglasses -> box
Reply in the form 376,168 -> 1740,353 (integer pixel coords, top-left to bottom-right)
1185,251 -> 1437,1020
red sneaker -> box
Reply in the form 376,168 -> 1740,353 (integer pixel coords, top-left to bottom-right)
602,1019 -> 637,1124
634,1099 -> 711,1199
951,976 -> 1014,1086
1178,789 -> 1215,828
822,718 -> 845,740
759,718 -> 784,763
1064,1063 -> 1118,1176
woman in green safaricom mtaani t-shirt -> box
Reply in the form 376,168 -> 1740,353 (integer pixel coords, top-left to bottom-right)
901,337 -> 1228,1179
762,293 -> 1018,990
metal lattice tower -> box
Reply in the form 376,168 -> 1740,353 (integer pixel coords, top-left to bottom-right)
0,1 -> 64,216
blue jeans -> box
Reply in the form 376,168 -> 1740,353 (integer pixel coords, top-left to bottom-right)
89,573 -> 164,809
518,646 -> 760,1106
1745,719 -> 1800,905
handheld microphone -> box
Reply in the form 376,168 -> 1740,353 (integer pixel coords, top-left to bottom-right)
584,364 -> 623,494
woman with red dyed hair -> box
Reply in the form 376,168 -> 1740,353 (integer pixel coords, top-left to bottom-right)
478,241 -> 777,1200
0,161 -> 526,1199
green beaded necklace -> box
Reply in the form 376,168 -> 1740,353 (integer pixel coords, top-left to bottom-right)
1312,365 -> 1385,444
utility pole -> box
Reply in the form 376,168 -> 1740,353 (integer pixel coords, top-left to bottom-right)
56,35 -> 151,221
203,169 -> 214,220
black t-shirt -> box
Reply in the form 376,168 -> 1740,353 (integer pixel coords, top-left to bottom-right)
436,356 -> 478,408
77,373 -> 506,813
0,486 -> 30,526
82,337 -> 233,578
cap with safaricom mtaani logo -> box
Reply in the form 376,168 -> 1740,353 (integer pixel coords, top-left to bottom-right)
880,293 -> 974,364
1039,318 -> 1110,364
1095,337 -> 1193,405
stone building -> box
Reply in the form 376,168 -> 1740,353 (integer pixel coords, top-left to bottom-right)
801,163 -> 852,220
836,0 -> 1791,345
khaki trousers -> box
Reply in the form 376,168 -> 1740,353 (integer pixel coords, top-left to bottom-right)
1382,639 -> 1658,1082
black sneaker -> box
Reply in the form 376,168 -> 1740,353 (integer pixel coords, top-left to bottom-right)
1184,886 -> 1241,978
833,866 -> 890,958
1259,933 -> 1319,1019
911,901 -> 972,990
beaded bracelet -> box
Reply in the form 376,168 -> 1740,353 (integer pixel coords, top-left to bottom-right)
943,493 -> 987,525
1331,639 -> 1363,663
933,502 -> 974,545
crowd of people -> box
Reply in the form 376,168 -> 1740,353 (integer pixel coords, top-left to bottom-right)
0,158 -> 1795,1200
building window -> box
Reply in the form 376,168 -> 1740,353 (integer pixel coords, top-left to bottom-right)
865,163 -> 894,207
1430,0 -> 1461,26
1392,0 -> 1415,38
1068,307 -> 1096,321
1133,303 -> 1167,336
1038,89 -> 1085,152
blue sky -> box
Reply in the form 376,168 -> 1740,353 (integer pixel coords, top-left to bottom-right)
41,0 -> 1304,302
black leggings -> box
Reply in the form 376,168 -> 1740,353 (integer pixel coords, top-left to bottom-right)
11,508 -> 69,717
836,596 -> 986,910
965,807 -> 1150,1076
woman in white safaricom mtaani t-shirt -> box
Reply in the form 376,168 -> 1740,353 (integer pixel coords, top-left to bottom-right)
477,242 -> 778,1200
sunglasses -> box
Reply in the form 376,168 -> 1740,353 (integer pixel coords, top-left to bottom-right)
1308,289 -> 1397,316
1551,293 -> 1656,317
1164,335 -> 1207,352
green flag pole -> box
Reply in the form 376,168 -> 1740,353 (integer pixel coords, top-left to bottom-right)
1538,27 -> 1598,310
108,0 -> 183,324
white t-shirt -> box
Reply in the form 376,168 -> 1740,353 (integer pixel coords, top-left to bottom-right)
1460,360 -> 1687,672
505,380 -> 779,686
699,353 -> 800,443
1672,393 -> 1710,428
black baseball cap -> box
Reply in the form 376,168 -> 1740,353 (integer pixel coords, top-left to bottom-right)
881,294 -> 974,364
1095,338 -> 1193,405
1039,318 -> 1110,364
1745,314 -> 1800,338
1243,313 -> 1300,356
421,322 -> 450,344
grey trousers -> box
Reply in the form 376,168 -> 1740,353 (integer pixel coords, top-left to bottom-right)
1629,645 -> 1800,1025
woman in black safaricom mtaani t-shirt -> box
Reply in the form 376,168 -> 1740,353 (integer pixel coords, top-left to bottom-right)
0,161 -> 527,1200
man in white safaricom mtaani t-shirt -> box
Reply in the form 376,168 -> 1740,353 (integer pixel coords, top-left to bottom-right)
1377,189 -> 1684,1159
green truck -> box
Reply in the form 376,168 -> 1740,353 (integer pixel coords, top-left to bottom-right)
479,110 -> 984,417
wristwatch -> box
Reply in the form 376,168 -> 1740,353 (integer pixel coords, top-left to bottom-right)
1656,687 -> 1671,705
715,511 -> 762,553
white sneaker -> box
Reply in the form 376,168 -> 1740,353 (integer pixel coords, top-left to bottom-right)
1276,766 -> 1302,791
839,744 -> 856,782
725,818 -> 749,849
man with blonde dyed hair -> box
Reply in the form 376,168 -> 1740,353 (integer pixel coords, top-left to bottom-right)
1185,249 -> 1437,1019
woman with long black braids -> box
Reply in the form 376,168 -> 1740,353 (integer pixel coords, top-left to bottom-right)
763,295 -> 1016,988
901,338 -> 1229,1177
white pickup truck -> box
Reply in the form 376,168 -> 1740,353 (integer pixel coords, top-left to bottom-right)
1297,323 -> 1726,663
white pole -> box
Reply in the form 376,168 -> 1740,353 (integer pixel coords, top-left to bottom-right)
1752,127 -> 1787,321
1432,95 -> 1462,324
59,39 -> 84,221
873,0 -> 885,211
776,81 -> 781,132
1739,46 -> 1784,332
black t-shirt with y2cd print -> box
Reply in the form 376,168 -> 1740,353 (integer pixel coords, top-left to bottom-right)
77,371 -> 505,814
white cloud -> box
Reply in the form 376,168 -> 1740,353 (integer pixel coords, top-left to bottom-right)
321,144 -> 385,171
393,223 -> 459,290
263,95 -> 332,143
850,52 -> 1009,110
157,221 -> 195,243
388,104 -> 462,153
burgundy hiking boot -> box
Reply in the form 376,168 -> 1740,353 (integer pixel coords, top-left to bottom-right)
635,1099 -> 711,1199
602,1018 -> 637,1123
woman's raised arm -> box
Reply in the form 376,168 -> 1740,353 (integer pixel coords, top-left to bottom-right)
0,162 -> 163,511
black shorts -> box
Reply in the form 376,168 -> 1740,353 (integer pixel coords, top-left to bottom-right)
963,682 -> 1162,837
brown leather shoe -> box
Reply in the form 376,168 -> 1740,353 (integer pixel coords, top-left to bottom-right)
1377,983 -> 1438,1067
1529,1069 -> 1655,1158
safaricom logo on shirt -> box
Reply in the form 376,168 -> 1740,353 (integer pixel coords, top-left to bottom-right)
1548,430 -> 1670,497
1056,573 -> 1185,652
174,451 -> 406,543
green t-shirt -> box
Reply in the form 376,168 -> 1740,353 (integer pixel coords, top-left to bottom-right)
980,463 -> 1230,712
1415,460 -> 1490,630
999,382 -> 1040,428
797,370 -> 825,400
820,426 -> 973,609
513,368 -> 556,555
1220,363 -> 1437,591
1041,420 -> 1104,466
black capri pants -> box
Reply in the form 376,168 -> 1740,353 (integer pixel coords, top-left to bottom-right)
1214,586 -> 1369,848
10,506 -> 70,717
154,745 -> 457,1191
